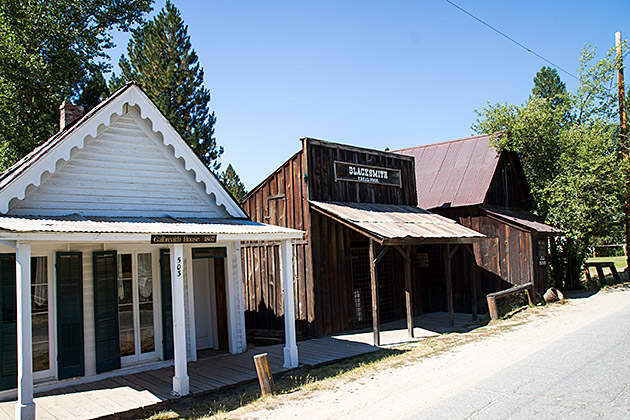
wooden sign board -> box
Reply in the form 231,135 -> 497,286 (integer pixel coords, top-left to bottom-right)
334,161 -> 402,187
151,234 -> 217,244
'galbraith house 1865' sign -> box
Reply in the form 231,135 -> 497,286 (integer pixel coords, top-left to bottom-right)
334,161 -> 402,187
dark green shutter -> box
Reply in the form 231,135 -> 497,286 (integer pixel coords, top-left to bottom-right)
159,249 -> 173,360
0,254 -> 17,390
56,252 -> 84,380
93,251 -> 120,373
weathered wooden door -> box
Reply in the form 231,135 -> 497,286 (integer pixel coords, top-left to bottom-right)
56,252 -> 84,380
0,254 -> 17,390
214,257 -> 229,351
159,249 -> 174,360
93,251 -> 121,373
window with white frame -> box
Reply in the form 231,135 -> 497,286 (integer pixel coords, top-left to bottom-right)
117,252 -> 156,361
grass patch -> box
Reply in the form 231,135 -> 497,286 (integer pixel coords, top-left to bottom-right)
585,256 -> 627,271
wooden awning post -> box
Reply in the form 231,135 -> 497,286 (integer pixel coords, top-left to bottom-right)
369,238 -> 380,346
443,244 -> 454,328
395,245 -> 414,338
404,246 -> 414,338
464,245 -> 478,321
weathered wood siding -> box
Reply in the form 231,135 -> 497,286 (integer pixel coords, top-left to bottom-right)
241,149 -> 315,336
484,152 -> 533,211
438,207 -> 547,298
305,139 -> 418,205
9,108 -> 229,218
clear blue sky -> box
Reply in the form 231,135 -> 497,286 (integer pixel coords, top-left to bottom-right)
107,0 -> 630,191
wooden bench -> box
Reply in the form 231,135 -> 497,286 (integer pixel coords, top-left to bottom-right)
583,262 -> 621,286
486,282 -> 536,321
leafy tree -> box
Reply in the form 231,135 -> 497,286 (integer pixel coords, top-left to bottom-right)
0,0 -> 152,170
473,46 -> 627,288
220,164 -> 247,202
112,1 -> 223,171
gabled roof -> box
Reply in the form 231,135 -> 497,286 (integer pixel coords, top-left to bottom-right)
394,134 -> 502,209
0,82 -> 246,218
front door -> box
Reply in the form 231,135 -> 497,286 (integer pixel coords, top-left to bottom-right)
193,258 -> 217,350
192,248 -> 228,352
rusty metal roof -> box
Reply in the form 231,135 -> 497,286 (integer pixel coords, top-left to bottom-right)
0,214 -> 303,239
394,134 -> 501,209
309,201 -> 485,245
485,209 -> 561,234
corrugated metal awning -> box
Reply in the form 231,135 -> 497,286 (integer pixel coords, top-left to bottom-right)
484,209 -> 561,234
0,214 -> 303,240
309,201 -> 485,245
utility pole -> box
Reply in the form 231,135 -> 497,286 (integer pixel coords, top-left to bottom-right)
617,32 -> 629,270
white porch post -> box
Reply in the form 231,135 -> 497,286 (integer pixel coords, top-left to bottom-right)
15,242 -> 35,420
170,244 -> 189,396
281,240 -> 298,368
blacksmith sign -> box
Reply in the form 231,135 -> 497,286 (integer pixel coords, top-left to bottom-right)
334,161 -> 402,187
151,234 -> 217,244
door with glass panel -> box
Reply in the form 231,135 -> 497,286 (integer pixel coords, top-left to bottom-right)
118,252 -> 157,363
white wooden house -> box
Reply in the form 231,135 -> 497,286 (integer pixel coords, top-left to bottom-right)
0,83 -> 302,420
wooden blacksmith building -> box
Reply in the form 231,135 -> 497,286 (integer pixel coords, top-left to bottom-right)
396,134 -> 560,297
242,138 -> 484,343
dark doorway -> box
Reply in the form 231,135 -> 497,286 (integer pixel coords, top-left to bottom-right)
350,246 -> 395,329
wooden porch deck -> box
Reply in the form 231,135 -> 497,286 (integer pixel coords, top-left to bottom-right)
0,312 -> 476,420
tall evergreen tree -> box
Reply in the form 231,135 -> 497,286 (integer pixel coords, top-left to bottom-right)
77,70 -> 110,113
220,164 -> 246,202
112,1 -> 222,171
0,0 -> 151,170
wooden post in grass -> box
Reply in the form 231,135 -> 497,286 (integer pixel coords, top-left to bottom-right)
253,353 -> 276,397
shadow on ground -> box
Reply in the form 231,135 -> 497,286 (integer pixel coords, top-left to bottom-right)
132,348 -> 408,420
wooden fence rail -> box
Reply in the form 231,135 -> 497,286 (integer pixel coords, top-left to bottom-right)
486,282 -> 535,321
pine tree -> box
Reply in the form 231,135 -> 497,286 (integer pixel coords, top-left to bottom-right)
532,66 -> 567,110
220,164 -> 247,202
112,1 -> 222,171
77,70 -> 110,113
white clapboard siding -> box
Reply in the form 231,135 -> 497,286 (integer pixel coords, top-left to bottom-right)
9,111 -> 230,218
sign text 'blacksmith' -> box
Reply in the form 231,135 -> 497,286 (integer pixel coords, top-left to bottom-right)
151,234 -> 217,244
334,161 -> 402,187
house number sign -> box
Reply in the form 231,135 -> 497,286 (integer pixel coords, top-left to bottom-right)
334,161 -> 402,187
151,234 -> 217,244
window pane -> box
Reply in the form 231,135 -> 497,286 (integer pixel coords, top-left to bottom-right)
119,329 -> 135,357
119,304 -> 134,332
32,285 -> 48,313
139,302 -> 153,328
33,342 -> 49,372
32,313 -> 48,343
137,253 -> 152,302
140,328 -> 155,353
118,254 -> 132,279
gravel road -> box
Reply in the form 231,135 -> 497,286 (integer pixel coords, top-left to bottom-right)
234,287 -> 630,420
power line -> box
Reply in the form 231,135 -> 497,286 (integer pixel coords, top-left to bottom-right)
444,0 -> 580,81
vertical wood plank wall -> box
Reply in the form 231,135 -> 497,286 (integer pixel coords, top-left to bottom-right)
241,149 -> 315,336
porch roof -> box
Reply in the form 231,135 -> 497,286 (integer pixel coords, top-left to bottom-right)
484,208 -> 561,234
309,201 -> 485,245
0,214 -> 303,241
